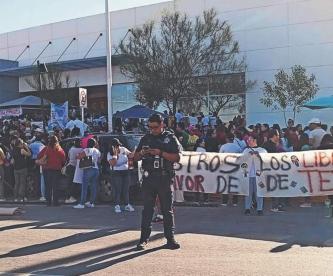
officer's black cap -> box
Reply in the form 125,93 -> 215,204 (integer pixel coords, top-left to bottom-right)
111,138 -> 122,146
148,113 -> 163,123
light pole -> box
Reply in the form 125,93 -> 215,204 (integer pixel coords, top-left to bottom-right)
105,0 -> 113,132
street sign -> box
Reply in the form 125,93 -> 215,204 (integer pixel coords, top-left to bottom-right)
79,88 -> 87,108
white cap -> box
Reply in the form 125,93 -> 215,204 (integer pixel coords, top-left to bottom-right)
308,118 -> 321,125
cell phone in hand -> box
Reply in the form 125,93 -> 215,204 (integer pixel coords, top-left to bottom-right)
142,146 -> 150,151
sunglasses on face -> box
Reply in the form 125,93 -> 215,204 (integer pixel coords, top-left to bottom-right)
148,125 -> 160,130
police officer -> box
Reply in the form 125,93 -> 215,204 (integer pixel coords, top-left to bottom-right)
134,113 -> 182,250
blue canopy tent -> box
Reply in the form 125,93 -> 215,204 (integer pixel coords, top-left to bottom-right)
303,96 -> 333,109
0,95 -> 50,108
114,105 -> 165,119
0,95 -> 50,118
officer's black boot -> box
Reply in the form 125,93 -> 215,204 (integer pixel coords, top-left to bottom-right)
165,238 -> 180,250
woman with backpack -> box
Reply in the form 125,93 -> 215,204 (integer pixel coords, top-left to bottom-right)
73,138 -> 100,209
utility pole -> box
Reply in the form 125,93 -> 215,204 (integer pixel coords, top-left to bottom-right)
105,0 -> 113,132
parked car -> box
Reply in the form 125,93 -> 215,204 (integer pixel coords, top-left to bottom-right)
60,133 -> 143,202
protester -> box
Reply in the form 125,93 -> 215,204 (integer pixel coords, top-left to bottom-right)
189,113 -> 198,126
13,138 -> 31,202
298,133 -> 312,208
205,128 -> 219,152
220,132 -> 241,206
107,138 -> 135,213
74,138 -> 101,209
175,109 -> 184,123
65,138 -> 83,204
175,122 -> 189,150
194,138 -> 208,204
243,133 -> 267,215
38,135 -> 66,206
65,116 -> 88,136
262,129 -> 286,212
29,135 -> 46,201
194,138 -> 206,152
308,118 -> 326,149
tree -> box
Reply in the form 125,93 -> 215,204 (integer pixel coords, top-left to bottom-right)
118,8 -> 245,114
25,65 -> 79,105
260,65 -> 319,125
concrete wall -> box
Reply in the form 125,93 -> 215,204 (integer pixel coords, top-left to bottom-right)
1,0 -> 333,125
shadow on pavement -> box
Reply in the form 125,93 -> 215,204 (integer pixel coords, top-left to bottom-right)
174,205 -> 333,252
7,233 -> 165,275
2,204 -> 333,274
0,221 -> 44,232
0,228 -> 126,259
35,245 -> 165,275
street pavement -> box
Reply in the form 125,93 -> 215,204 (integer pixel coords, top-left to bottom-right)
1,203 -> 333,276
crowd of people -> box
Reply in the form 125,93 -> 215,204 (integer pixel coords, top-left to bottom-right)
0,110 -> 332,215
170,110 -> 333,214
0,115 -> 136,214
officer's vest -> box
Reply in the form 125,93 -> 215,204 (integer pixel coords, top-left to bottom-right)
141,131 -> 174,172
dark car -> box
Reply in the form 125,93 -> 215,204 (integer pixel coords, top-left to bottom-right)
60,133 -> 143,202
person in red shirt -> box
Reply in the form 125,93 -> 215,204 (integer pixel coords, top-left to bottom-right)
38,135 -> 66,206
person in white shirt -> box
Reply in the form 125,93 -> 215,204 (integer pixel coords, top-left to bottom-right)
234,131 -> 247,151
74,138 -> 100,209
202,115 -> 210,127
219,135 -> 242,154
308,118 -> 326,149
243,134 -> 267,216
189,113 -> 198,126
65,139 -> 83,204
107,138 -> 135,213
194,138 -> 206,153
220,133 -> 241,206
175,110 -> 184,123
29,136 -> 46,201
66,117 -> 88,136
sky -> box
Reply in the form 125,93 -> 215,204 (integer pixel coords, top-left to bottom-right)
0,0 -> 171,34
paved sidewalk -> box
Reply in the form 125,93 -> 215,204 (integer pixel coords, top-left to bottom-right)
1,204 -> 333,275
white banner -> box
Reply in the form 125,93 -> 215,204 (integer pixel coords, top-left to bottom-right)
168,150 -> 333,197
172,152 -> 248,195
256,150 -> 333,197
0,107 -> 22,118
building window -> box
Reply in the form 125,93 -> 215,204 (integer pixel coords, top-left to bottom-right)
111,83 -> 138,112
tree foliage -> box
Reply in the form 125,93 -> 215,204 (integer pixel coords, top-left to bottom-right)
119,8 -> 245,113
260,65 -> 319,125
25,65 -> 79,104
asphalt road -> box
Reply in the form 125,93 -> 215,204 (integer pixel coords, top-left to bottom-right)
1,203 -> 333,276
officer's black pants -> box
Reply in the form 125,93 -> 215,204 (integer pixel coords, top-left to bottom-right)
140,174 -> 175,242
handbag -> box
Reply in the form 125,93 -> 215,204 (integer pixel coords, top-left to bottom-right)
79,156 -> 93,169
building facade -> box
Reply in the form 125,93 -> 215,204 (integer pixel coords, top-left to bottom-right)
0,0 -> 332,125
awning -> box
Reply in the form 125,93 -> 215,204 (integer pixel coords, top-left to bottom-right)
303,96 -> 333,109
0,54 -> 129,77
0,95 -> 50,108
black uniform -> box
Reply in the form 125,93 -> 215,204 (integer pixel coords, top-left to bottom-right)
136,130 -> 182,243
